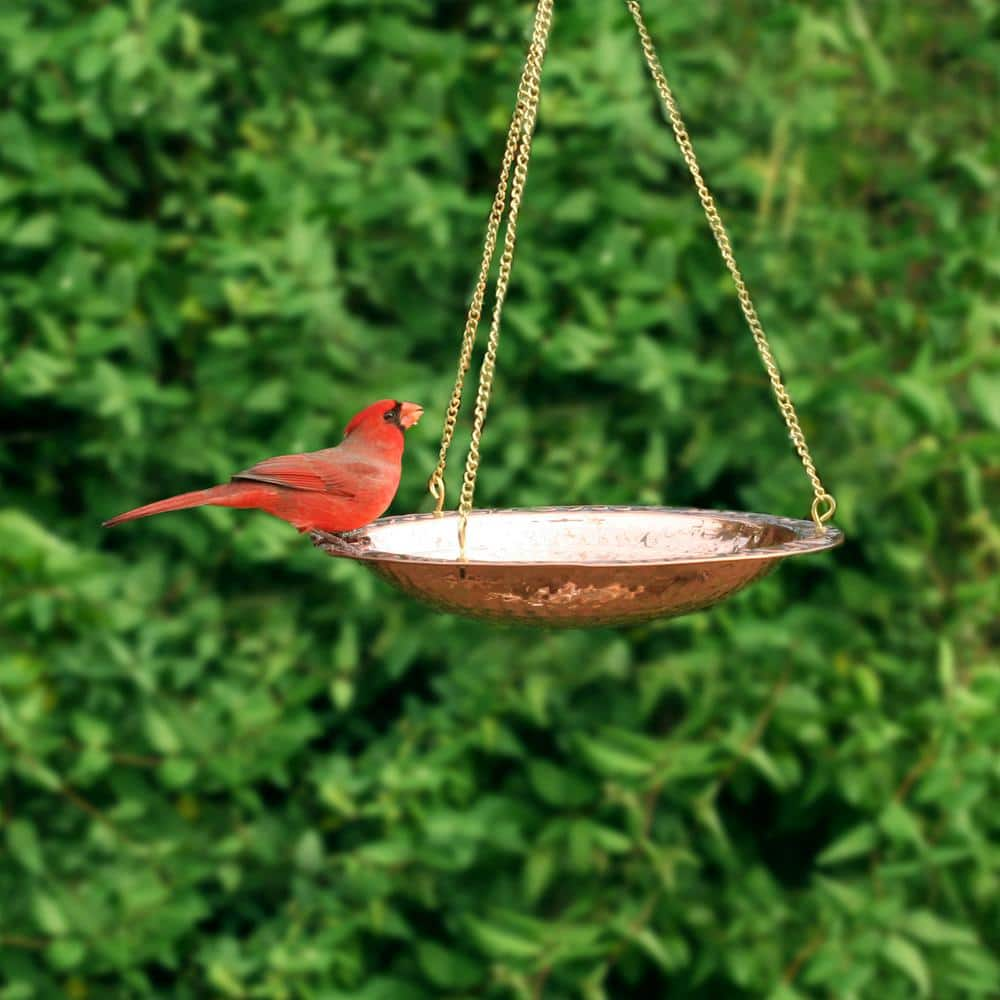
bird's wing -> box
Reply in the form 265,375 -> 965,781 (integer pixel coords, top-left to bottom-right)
233,453 -> 357,498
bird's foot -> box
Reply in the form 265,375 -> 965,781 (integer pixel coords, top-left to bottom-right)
339,528 -> 372,545
310,529 -> 372,556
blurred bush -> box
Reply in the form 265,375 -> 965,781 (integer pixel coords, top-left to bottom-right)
1,2 -> 997,998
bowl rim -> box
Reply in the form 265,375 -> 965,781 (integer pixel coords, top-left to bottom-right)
334,505 -> 844,568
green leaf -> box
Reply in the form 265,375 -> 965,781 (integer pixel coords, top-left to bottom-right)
74,45 -> 111,82
320,24 -> 364,57
818,824 -> 877,866
159,757 -> 197,788
143,708 -> 181,754
330,677 -> 354,709
527,759 -> 595,807
744,745 -> 788,788
628,928 -> 689,972
896,376 -> 957,433
46,939 -> 85,970
10,214 -> 55,247
814,875 -> 866,914
32,892 -> 68,936
884,935 -> 931,996
6,818 -> 44,873
576,737 -> 653,778
293,829 -> 325,872
467,916 -> 545,960
523,847 -> 556,903
968,372 -> 1000,429
415,940 -> 484,989
904,911 -> 978,947
879,800 -> 925,847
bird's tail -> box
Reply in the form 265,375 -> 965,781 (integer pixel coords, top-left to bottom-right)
103,483 -> 249,527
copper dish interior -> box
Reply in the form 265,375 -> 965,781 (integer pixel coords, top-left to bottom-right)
318,506 -> 843,627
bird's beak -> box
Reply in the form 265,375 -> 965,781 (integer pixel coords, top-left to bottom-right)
399,402 -> 423,429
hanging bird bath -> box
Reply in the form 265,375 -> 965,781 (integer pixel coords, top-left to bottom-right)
320,0 -> 842,626
316,507 -> 842,627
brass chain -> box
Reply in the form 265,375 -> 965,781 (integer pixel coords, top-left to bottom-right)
625,0 -> 836,529
427,1 -> 553,516
432,0 -> 836,559
454,0 -> 554,558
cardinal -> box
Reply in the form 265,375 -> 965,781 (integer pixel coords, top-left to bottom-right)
103,399 -> 423,536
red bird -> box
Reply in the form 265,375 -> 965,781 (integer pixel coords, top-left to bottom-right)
103,399 -> 423,535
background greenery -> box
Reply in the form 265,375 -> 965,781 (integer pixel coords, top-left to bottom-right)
1,1 -> 997,997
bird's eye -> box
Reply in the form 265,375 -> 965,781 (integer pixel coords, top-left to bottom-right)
383,410 -> 395,421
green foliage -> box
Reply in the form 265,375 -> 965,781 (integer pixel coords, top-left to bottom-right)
1,1 -> 997,997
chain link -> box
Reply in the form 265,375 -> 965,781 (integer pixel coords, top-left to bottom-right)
624,0 -> 836,528
452,0 -> 554,558
427,2 -> 553,516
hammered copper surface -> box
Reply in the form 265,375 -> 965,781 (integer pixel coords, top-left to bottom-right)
315,507 -> 843,627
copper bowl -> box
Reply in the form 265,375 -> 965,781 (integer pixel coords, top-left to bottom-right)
314,506 -> 843,627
